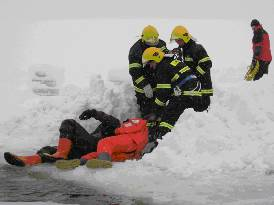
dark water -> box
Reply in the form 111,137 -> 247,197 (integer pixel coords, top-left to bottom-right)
0,164 -> 153,205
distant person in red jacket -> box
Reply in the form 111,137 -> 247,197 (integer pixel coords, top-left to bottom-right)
250,19 -> 272,81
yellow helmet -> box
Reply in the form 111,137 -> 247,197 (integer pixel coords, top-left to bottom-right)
170,25 -> 192,43
142,47 -> 164,65
141,25 -> 159,46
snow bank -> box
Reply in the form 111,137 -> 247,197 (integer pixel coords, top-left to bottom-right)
1,67 -> 274,204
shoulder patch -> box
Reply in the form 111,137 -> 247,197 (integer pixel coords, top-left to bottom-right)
170,60 -> 181,67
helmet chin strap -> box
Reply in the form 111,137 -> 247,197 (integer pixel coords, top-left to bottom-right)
149,61 -> 157,70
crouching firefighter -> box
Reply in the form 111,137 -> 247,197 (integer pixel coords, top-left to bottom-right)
170,25 -> 213,111
141,47 -> 202,140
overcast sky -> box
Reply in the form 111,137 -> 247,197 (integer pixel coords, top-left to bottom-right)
1,0 -> 274,21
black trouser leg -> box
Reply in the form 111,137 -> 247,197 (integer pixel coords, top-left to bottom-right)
159,97 -> 191,134
58,119 -> 97,159
136,93 -> 153,117
37,119 -> 98,163
254,61 -> 270,80
263,61 -> 271,74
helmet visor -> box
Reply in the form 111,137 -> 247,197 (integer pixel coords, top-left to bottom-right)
170,33 -> 180,42
143,36 -> 159,46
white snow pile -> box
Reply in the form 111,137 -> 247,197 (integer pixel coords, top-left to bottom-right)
0,75 -> 138,154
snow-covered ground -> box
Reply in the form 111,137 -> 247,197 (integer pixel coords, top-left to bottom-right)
1,1 -> 274,204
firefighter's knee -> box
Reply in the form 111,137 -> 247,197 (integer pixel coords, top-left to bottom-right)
59,119 -> 77,138
193,96 -> 210,112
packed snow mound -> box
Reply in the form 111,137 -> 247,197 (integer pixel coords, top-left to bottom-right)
0,75 -> 138,154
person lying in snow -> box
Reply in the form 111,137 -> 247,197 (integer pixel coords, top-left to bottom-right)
4,109 -> 159,169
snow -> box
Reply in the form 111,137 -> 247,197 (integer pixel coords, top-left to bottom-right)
1,0 -> 274,204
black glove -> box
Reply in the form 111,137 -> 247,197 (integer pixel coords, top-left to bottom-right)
171,48 -> 182,55
79,158 -> 87,165
79,109 -> 97,120
251,58 -> 256,66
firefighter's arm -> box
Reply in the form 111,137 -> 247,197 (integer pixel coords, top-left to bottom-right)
128,49 -> 150,92
153,69 -> 172,113
93,110 -> 121,128
253,29 -> 263,58
158,40 -> 169,54
79,109 -> 120,128
195,45 -> 212,77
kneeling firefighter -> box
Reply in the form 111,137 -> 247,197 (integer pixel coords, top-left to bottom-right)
142,47 -> 202,140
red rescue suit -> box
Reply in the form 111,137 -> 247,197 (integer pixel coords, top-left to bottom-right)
81,118 -> 148,161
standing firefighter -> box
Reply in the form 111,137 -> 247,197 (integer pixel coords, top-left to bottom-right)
245,19 -> 272,81
170,25 -> 213,112
129,25 -> 169,117
142,47 -> 202,139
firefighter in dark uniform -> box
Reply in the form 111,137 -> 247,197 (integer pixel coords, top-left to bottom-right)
250,19 -> 272,81
170,25 -> 213,112
142,47 -> 202,139
129,25 -> 169,117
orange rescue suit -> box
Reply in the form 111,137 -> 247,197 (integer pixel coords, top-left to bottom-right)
81,118 -> 148,161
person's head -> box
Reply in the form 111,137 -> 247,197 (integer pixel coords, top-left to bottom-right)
170,25 -> 191,46
142,47 -> 164,70
250,19 -> 260,30
141,25 -> 159,46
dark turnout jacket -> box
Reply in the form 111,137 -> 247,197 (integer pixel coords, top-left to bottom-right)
128,39 -> 169,94
178,39 -> 213,96
153,57 -> 200,111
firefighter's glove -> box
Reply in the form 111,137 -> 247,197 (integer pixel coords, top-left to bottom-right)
79,109 -> 97,120
143,84 -> 153,98
79,158 -> 87,165
174,86 -> 182,96
171,48 -> 182,60
171,48 -> 182,55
